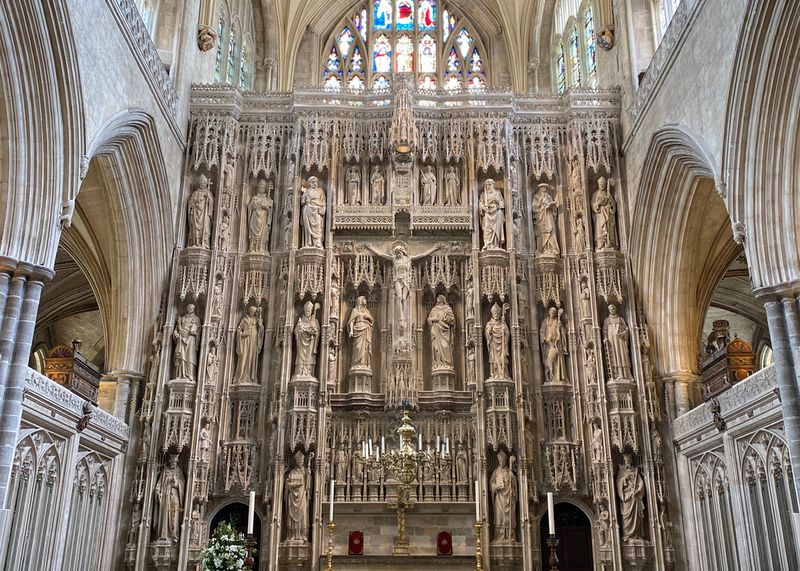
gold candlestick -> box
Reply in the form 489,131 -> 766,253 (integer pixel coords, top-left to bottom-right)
474,520 -> 484,571
326,521 -> 336,571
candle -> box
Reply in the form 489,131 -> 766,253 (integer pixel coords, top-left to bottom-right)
436,435 -> 440,453
329,479 -> 335,522
445,437 -> 450,454
475,481 -> 481,520
368,438 -> 373,455
381,436 -> 385,453
547,492 -> 555,536
376,448 -> 380,462
247,490 -> 255,535
418,434 -> 423,450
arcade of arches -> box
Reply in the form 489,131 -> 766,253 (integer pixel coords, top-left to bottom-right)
0,0 -> 798,570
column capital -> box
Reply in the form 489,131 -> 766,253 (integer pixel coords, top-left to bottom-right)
0,256 -> 54,282
754,278 -> 800,302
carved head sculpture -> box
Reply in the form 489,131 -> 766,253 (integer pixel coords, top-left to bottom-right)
186,304 -> 196,315
246,305 -> 258,317
538,183 -> 551,194
484,178 -> 495,192
303,301 -> 315,316
294,449 -> 306,468
356,295 -> 367,308
497,449 -> 508,467
548,306 -> 558,318
608,304 -> 618,316
256,179 -> 269,194
197,174 -> 209,190
168,453 -> 179,469
393,243 -> 408,259
622,452 -> 634,468
597,177 -> 607,191
490,303 -> 502,320
307,176 -> 319,188
437,294 -> 447,305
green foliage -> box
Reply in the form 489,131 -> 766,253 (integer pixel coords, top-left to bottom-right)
200,521 -> 249,571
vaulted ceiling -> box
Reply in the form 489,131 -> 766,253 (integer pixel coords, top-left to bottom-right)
257,0 -> 552,91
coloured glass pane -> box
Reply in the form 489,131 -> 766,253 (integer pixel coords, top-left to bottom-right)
326,47 -> 340,71
584,7 -> 597,82
214,16 -> 225,80
396,0 -> 414,30
373,75 -> 390,90
355,9 -> 368,40
419,75 -> 437,91
419,34 -> 436,73
226,33 -> 237,84
569,26 -> 580,86
446,47 -> 460,73
456,28 -> 472,58
324,75 -> 342,90
348,75 -> 365,91
374,0 -> 392,29
396,34 -> 414,72
418,0 -> 436,29
442,9 -> 456,41
337,27 -> 354,56
373,34 -> 392,72
350,46 -> 364,72
239,42 -> 250,89
444,75 -> 461,92
469,47 -> 482,73
556,42 -> 566,93
467,75 -> 485,91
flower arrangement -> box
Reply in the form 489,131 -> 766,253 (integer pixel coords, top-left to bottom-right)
200,521 -> 249,570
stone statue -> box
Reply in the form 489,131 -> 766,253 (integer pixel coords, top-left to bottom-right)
579,280 -> 591,320
293,301 -> 320,378
485,303 -> 510,379
603,304 -> 632,380
464,273 -> 475,321
490,449 -> 517,541
153,454 -> 185,541
370,167 -> 385,205
421,165 -> 437,205
653,430 -> 663,463
532,183 -> 560,256
285,450 -> 310,542
211,278 -> 224,320
335,445 -> 349,482
199,422 -> 212,463
585,347 -> 598,384
428,294 -> 456,372
539,306 -> 568,383
205,343 -> 219,384
573,215 -> 586,251
617,453 -> 645,541
234,306 -> 264,383
218,209 -> 231,250
591,425 -> 603,463
456,443 -> 468,483
445,165 -> 460,205
247,179 -> 273,253
301,176 -> 326,248
173,304 -> 201,380
346,166 -> 361,205
597,504 -> 611,546
347,296 -> 374,370
187,174 -> 213,249
352,449 -> 365,481
479,179 -> 505,250
591,177 -> 618,250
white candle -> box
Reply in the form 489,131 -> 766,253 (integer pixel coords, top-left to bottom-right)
475,481 -> 481,520
247,490 -> 255,535
381,436 -> 385,453
329,479 -> 335,522
368,438 -> 373,455
436,435 -> 440,453
547,492 -> 555,536
376,448 -> 380,462
445,437 -> 450,454
418,434 -> 422,450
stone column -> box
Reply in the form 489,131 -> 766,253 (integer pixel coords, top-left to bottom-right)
662,371 -> 700,418
103,370 -> 145,423
761,294 -> 800,498
0,259 -> 52,545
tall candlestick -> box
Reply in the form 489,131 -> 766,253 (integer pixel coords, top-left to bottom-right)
247,490 -> 255,535
547,492 -> 555,536
329,479 -> 335,522
475,481 -> 481,520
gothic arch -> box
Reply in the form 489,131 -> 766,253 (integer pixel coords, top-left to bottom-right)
722,0 -> 800,293
631,125 -> 736,383
0,0 -> 85,269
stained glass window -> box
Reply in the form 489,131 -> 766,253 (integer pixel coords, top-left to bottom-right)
584,6 -> 597,86
418,0 -> 436,30
419,75 -> 437,91
396,34 -> 414,72
214,14 -> 225,81
374,34 -> 392,72
396,0 -> 414,30
456,28 -> 472,58
443,9 -> 456,41
419,34 -> 436,73
326,47 -> 340,71
444,75 -> 461,93
555,41 -> 566,93
446,47 -> 459,72
351,47 -> 364,72
354,9 -> 367,40
348,75 -> 365,91
569,25 -> 580,87
337,27 -> 354,56
226,30 -> 238,84
374,0 -> 392,29
324,75 -> 342,90
467,75 -> 485,92
469,47 -> 482,73
373,75 -> 390,90
239,40 -> 251,90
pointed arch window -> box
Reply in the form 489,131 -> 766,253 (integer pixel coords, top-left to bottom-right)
321,1 -> 488,91
226,25 -> 239,85
555,40 -> 566,93
583,5 -> 597,86
568,25 -> 581,87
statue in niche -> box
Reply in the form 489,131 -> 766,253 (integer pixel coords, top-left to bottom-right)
573,215 -> 586,251
173,304 -> 201,381
187,174 -> 214,249
532,183 -> 560,256
285,449 -> 310,542
479,179 -> 506,250
579,280 -> 591,320
490,449 -> 517,541
456,443 -> 469,483
421,165 -> 437,205
352,448 -> 365,481
445,165 -> 460,206
211,278 -> 224,320
428,294 -> 456,372
466,342 -> 476,385
591,177 -> 618,250
300,176 -> 326,248
199,422 -> 212,463
597,504 -> 611,546
335,445 -> 349,482
223,160 -> 235,192
205,343 -> 219,385
439,449 -> 453,483
540,306 -> 568,383
603,304 -> 632,380
591,424 -> 604,463
247,179 -> 273,253
464,273 -> 475,321
346,166 -> 361,205
234,306 -> 264,383
485,303 -> 510,379
293,301 -> 320,378
617,453 -> 645,541
218,209 -> 231,250
347,296 -> 374,370
585,347 -> 597,384
370,167 -> 386,205
153,453 -> 185,541
653,430 -> 663,463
